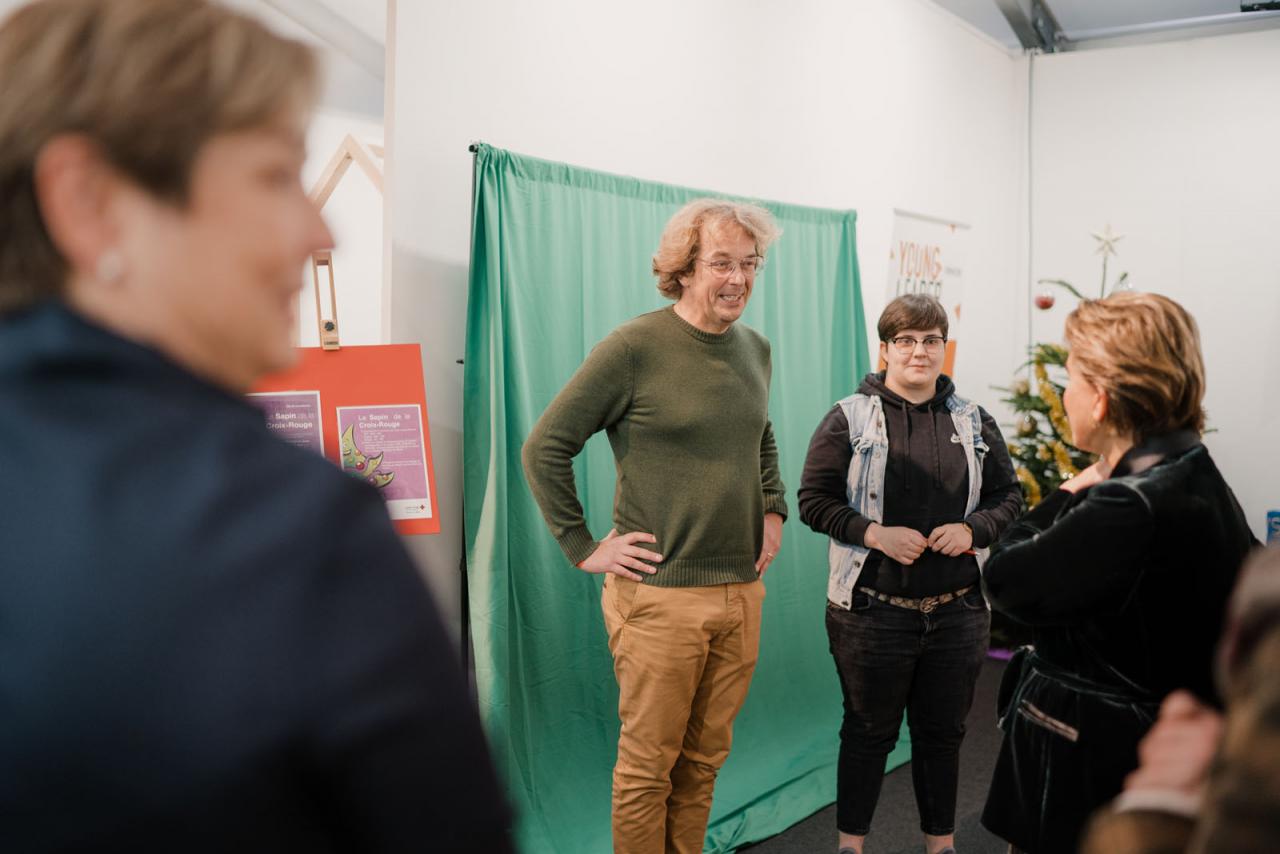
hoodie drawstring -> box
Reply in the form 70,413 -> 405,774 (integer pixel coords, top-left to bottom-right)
929,401 -> 942,490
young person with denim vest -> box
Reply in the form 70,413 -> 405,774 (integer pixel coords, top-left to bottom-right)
798,294 -> 1022,854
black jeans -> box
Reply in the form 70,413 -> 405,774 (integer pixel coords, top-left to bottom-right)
826,588 -> 990,836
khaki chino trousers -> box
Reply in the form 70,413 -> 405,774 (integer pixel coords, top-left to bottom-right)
602,574 -> 765,854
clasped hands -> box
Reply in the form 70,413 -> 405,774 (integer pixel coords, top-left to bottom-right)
865,521 -> 972,565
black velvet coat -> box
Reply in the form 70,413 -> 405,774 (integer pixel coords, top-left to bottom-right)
979,431 -> 1257,854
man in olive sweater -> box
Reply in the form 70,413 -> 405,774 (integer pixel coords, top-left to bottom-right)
522,199 -> 788,854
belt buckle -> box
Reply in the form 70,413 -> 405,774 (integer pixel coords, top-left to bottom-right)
920,596 -> 938,613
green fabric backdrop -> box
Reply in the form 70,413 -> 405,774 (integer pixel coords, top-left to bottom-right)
463,144 -> 902,853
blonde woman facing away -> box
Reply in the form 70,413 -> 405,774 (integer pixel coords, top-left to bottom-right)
979,292 -> 1257,854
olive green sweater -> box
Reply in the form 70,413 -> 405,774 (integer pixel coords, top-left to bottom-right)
522,306 -> 788,587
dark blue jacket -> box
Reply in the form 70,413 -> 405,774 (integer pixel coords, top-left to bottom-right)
0,303 -> 512,852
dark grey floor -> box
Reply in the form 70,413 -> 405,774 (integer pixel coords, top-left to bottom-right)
739,658 -> 1008,854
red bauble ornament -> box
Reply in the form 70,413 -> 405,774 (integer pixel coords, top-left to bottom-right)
1034,293 -> 1055,310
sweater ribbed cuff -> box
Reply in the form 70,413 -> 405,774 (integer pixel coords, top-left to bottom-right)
764,494 -> 789,521
845,515 -> 872,548
556,526 -> 598,567
965,515 -> 992,549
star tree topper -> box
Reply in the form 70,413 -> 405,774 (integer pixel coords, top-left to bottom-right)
1090,224 -> 1125,295
1091,224 -> 1125,258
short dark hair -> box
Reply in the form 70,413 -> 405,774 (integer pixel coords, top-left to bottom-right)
877,294 -> 948,341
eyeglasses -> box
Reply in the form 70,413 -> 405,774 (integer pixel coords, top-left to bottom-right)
888,335 -> 947,354
698,256 -> 765,277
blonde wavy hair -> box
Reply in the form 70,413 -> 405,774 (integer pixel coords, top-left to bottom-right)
652,198 -> 781,300
1064,291 -> 1206,439
0,0 -> 318,313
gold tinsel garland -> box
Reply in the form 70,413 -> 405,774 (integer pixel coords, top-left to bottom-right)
1015,465 -> 1043,507
1034,361 -> 1073,445
1052,441 -> 1079,478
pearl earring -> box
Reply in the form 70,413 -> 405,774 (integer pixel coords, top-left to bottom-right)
96,249 -> 124,285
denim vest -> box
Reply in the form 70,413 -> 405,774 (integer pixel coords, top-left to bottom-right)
826,392 -> 990,609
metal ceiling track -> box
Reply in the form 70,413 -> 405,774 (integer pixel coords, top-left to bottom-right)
1066,8 -> 1280,46
995,0 -> 1065,52
995,0 -> 1280,52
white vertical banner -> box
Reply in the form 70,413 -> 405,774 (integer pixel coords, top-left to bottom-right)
886,209 -> 971,377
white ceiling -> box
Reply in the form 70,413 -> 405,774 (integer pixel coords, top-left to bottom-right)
219,0 -> 386,117
931,0 -> 1274,48
312,0 -> 385,45
2,1 -> 1274,113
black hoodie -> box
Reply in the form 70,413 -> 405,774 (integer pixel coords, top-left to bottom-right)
798,372 -> 1023,598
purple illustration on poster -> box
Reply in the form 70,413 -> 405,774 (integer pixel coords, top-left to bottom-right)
336,404 -> 432,520
247,390 -> 324,455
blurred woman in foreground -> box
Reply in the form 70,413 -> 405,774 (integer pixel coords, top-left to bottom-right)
0,1 -> 511,850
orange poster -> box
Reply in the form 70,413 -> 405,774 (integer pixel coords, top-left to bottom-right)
251,344 -> 441,535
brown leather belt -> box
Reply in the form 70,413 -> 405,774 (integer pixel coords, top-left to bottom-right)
857,584 -> 976,614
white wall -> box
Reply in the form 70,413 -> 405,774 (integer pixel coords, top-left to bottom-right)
1029,28 -> 1280,540
388,0 -> 1028,632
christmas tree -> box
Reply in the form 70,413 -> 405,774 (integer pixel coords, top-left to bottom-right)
998,225 -> 1129,507
999,343 -> 1093,507
989,226 -> 1128,650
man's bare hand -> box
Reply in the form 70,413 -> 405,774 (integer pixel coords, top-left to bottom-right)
577,528 -> 663,581
865,523 -> 927,565
755,512 -> 784,576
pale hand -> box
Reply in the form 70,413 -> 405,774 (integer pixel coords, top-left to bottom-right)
1124,690 -> 1223,798
1061,460 -> 1110,494
755,512 -> 784,576
577,528 -> 663,581
865,523 -> 927,565
928,522 -> 974,557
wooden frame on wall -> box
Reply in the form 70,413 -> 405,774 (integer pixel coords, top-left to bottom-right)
298,134 -> 385,347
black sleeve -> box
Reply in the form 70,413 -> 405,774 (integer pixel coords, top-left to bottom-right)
306,489 -> 515,853
797,405 -> 871,547
982,480 -> 1155,627
965,407 -> 1024,548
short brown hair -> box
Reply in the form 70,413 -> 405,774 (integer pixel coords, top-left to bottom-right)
877,294 -> 949,341
0,0 -> 318,313
652,198 -> 781,300
1065,291 -> 1206,439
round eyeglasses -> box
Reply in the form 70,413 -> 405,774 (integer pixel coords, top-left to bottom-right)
888,335 -> 947,354
698,256 -> 765,277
